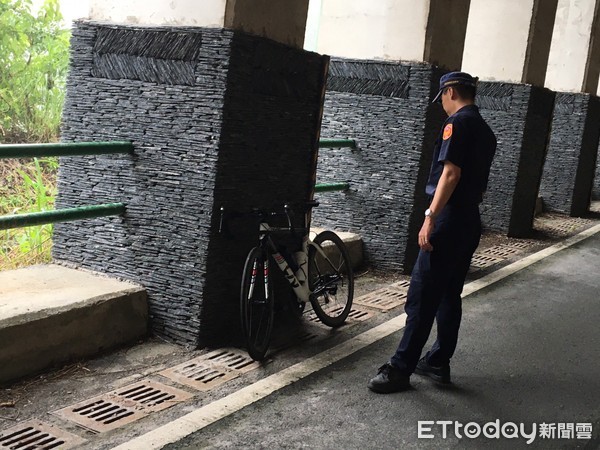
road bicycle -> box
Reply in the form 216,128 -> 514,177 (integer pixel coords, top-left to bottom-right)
219,201 -> 354,361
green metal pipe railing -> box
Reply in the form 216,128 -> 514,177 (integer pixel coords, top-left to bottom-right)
0,203 -> 125,231
0,141 -> 133,159
314,182 -> 350,193
316,139 -> 354,193
318,138 -> 356,149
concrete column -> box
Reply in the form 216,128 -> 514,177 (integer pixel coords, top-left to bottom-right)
462,0 -> 558,85
545,0 -> 600,93
310,0 -> 469,68
86,0 -> 310,48
523,0 -> 561,86
224,0 -> 310,49
423,0 -> 471,70
88,0 -> 228,27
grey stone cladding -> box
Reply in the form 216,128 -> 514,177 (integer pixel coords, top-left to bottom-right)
595,141 -> 600,200
476,83 -> 555,236
312,58 -> 445,272
52,21 -> 328,345
540,93 -> 600,216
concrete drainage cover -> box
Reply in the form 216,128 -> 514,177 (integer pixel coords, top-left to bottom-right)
479,244 -> 521,259
390,280 -> 411,290
306,306 -> 373,323
470,253 -> 504,270
506,241 -> 532,250
203,349 -> 260,374
0,420 -> 86,449
354,287 -> 408,311
159,358 -> 239,392
53,379 -> 191,433
271,326 -> 329,352
347,307 -> 374,321
546,219 -> 591,235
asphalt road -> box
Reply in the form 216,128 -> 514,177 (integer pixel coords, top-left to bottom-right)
166,233 -> 600,450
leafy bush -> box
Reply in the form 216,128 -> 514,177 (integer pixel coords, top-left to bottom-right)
0,0 -> 70,143
0,0 -> 68,268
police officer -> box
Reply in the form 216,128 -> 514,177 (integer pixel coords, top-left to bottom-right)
368,72 -> 497,393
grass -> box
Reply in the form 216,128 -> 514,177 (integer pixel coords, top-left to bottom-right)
0,158 -> 58,270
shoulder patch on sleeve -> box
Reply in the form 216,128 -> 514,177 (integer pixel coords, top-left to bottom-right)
443,123 -> 453,140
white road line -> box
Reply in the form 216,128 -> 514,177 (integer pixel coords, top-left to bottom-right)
112,315 -> 408,450
462,223 -> 600,296
113,223 -> 600,450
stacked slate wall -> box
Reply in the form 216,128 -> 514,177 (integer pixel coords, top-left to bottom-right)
476,83 -> 555,236
540,93 -> 600,216
594,142 -> 600,200
53,21 -> 328,345
313,58 -> 445,272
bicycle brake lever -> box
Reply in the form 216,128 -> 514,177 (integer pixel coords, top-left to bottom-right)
284,204 -> 293,231
218,207 -> 225,234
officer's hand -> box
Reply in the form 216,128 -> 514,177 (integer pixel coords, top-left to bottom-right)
418,217 -> 434,252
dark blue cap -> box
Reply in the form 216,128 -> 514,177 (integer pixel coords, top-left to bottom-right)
432,71 -> 478,103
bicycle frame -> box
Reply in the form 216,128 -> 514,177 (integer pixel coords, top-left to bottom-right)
259,222 -> 339,304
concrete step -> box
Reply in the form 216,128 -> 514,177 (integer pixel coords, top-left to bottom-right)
0,264 -> 147,385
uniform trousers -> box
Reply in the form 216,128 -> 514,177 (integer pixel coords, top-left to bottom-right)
391,203 -> 481,375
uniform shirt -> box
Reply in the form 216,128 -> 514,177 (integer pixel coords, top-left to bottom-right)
426,104 -> 496,206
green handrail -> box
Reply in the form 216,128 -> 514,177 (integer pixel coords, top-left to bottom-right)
319,139 -> 356,149
314,182 -> 350,193
0,141 -> 133,159
0,203 -> 126,230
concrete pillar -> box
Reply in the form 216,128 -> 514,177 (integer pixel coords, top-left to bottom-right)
86,0 -> 310,48
523,0 -> 561,86
462,0 -> 558,85
545,0 -> 600,93
310,0 -> 469,69
54,22 -> 329,345
540,94 -> 600,215
424,0 -> 471,70
88,0 -> 228,27
224,0 -> 310,49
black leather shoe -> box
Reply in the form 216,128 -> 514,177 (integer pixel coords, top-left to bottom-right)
415,357 -> 451,384
368,362 -> 411,393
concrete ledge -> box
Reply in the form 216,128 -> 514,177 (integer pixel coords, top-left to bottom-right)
0,265 -> 148,385
311,228 -> 364,270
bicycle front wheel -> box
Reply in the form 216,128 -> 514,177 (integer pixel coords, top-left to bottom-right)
308,231 -> 354,327
240,247 -> 274,361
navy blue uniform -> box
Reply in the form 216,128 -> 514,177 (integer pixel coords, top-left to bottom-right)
391,104 -> 496,375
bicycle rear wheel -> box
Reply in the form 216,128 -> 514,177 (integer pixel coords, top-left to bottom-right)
240,247 -> 274,361
308,231 -> 354,327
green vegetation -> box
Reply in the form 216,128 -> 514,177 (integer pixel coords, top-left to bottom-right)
0,0 -> 69,269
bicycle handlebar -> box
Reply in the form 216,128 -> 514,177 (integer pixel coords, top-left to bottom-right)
218,201 -> 319,235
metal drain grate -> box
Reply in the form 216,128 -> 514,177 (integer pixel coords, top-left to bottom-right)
470,253 -> 504,270
112,379 -> 193,412
307,306 -> 373,323
480,241 -> 533,258
54,397 -> 147,433
548,220 -> 590,234
159,358 -> 239,392
203,349 -> 260,374
347,307 -> 374,321
390,280 -> 411,290
53,379 -> 191,433
355,288 -> 407,311
479,245 -> 520,259
271,327 -> 328,353
0,421 -> 85,450
507,241 -> 532,249
536,217 -> 592,236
